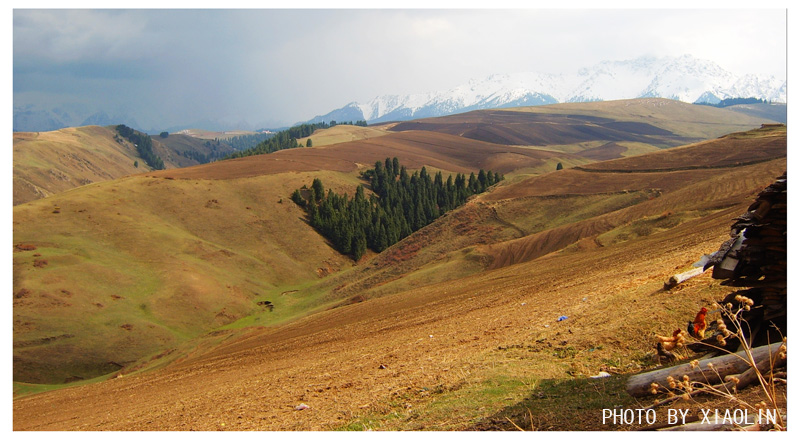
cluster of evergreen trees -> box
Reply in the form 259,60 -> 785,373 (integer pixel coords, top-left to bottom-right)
223,132 -> 272,151
115,124 -> 165,170
291,157 -> 503,260
697,97 -> 770,108
326,120 -> 368,127
224,123 -> 325,159
178,148 -> 225,164
223,121 -> 368,159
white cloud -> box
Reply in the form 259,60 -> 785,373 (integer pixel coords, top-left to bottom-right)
12,8 -> 788,130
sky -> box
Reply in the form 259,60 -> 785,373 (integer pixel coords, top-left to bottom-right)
11,4 -> 790,132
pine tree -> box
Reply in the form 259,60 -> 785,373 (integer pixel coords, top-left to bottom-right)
312,178 -> 324,203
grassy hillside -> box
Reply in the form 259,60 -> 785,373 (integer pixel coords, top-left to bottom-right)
13,126 -> 147,205
296,123 -> 394,147
15,126 -> 578,384
12,126 -> 247,205
723,102 -> 787,124
13,171 -> 359,383
13,120 -> 785,386
12,102 -> 786,430
13,157 -> 784,429
173,129 -> 259,140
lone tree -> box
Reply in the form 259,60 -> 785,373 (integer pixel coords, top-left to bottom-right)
311,178 -> 325,203
556,162 -> 563,170
306,138 -> 313,148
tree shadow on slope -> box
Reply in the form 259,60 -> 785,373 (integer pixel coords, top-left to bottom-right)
468,374 -> 640,431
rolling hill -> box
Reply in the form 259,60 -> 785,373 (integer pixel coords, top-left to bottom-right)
13,128 -> 785,429
12,126 -> 243,205
13,126 -> 147,205
295,123 -> 395,147
288,124 -> 786,302
12,99 -> 787,430
14,125 -> 582,384
390,98 -> 775,149
148,129 -> 582,181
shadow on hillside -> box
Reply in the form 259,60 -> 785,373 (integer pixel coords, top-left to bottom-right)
467,374 -> 639,431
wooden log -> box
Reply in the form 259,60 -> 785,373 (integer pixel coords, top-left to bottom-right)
626,341 -> 785,397
663,267 -> 705,290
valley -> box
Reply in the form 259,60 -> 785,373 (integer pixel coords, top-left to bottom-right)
11,99 -> 787,430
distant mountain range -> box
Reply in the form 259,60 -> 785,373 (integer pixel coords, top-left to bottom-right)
307,54 -> 786,125
14,54 -> 785,133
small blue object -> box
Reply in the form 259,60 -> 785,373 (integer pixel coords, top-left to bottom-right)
557,315 -> 568,322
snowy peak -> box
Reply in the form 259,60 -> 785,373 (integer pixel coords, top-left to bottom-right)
307,55 -> 785,124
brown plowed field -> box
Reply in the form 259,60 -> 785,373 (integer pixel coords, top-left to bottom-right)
575,142 -> 628,161
388,99 -> 774,154
485,127 -> 786,202
577,126 -> 786,172
391,110 -> 688,147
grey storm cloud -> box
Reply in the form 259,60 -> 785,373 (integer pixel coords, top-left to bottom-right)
13,8 -> 787,131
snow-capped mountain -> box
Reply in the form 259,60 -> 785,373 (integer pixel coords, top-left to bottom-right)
306,55 -> 786,124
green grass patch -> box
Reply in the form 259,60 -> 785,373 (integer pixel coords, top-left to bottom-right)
485,375 -> 637,431
496,191 -> 653,236
13,371 -> 118,399
217,280 -> 335,330
596,209 -> 713,246
332,365 -> 637,431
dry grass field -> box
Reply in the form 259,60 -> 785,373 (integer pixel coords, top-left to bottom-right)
296,123 -> 395,147
12,101 -> 786,431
